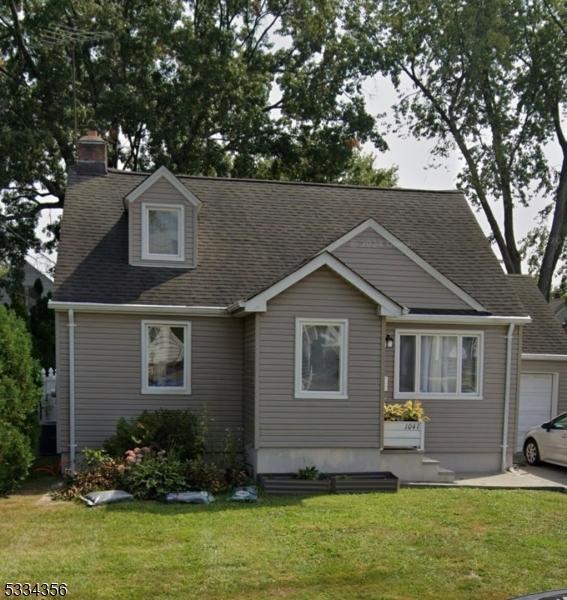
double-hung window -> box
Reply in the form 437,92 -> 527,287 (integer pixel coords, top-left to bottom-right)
142,204 -> 184,261
395,330 -> 483,399
141,321 -> 191,394
295,318 -> 348,399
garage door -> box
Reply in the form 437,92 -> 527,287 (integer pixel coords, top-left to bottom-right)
517,373 -> 554,451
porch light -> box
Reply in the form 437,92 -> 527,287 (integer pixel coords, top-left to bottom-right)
385,334 -> 394,349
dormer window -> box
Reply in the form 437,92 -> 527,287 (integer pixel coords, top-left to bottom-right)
142,204 -> 185,261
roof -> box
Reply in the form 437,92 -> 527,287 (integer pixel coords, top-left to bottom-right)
507,275 -> 567,354
53,167 -> 527,316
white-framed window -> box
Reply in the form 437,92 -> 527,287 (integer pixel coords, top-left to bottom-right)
141,320 -> 191,394
142,203 -> 184,261
295,318 -> 348,399
394,330 -> 483,399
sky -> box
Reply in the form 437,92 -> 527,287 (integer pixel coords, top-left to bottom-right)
32,73 -> 560,278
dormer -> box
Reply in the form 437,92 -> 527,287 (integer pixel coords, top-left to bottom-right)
124,166 -> 201,268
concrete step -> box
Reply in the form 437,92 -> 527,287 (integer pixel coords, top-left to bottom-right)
435,466 -> 456,483
379,450 -> 454,483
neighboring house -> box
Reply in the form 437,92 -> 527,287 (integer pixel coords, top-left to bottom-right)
50,132 -> 565,481
0,259 -> 53,309
550,296 -> 567,331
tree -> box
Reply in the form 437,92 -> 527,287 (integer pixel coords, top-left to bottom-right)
350,0 -> 567,298
0,305 -> 42,493
0,0 -> 389,286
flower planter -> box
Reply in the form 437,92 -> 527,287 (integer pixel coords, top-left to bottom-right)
383,421 -> 425,450
258,472 -> 400,495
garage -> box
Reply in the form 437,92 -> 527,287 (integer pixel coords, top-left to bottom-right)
517,373 -> 556,451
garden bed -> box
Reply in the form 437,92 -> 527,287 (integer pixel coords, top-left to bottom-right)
259,471 -> 399,495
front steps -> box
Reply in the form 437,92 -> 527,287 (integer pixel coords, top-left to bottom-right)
380,448 -> 455,483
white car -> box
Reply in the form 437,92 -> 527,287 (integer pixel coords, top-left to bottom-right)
523,412 -> 567,468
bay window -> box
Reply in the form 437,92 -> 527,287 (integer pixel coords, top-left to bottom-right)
395,331 -> 483,399
295,318 -> 348,399
141,321 -> 191,394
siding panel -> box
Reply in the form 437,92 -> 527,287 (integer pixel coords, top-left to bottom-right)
56,312 -> 242,454
333,228 -> 470,310
384,323 -> 520,454
258,267 -> 381,448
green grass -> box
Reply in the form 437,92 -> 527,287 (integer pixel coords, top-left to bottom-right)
1,480 -> 566,600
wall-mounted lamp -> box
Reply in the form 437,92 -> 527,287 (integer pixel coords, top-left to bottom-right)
385,334 -> 394,349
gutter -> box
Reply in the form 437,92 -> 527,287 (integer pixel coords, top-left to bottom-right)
49,301 -> 228,317
501,323 -> 515,472
68,309 -> 77,472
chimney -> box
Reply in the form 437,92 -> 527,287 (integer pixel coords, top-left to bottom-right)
76,130 -> 107,175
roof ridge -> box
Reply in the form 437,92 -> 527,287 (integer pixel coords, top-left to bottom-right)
105,167 -> 462,195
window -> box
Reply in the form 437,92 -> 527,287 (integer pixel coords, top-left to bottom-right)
141,321 -> 190,394
142,204 -> 184,261
395,331 -> 483,399
295,318 -> 348,399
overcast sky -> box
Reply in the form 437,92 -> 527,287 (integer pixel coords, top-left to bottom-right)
33,73 -> 559,277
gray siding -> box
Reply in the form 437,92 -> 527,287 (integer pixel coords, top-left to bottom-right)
257,266 -> 382,448
521,358 -> 567,416
128,178 -> 197,268
384,323 -> 520,457
242,315 -> 256,447
333,228 -> 470,310
56,312 -> 242,454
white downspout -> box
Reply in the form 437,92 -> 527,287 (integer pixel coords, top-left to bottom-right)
68,309 -> 77,472
501,323 -> 515,472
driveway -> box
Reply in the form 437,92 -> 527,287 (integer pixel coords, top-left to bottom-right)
453,463 -> 567,491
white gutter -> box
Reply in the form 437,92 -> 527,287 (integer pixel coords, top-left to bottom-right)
386,315 -> 531,325
50,301 -> 228,316
68,309 -> 77,472
501,323 -> 515,472
522,353 -> 567,361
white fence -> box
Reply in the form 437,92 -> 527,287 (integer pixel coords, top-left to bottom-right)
40,368 -> 57,424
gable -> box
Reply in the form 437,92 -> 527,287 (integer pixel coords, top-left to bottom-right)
128,175 -> 198,268
331,225 -> 477,311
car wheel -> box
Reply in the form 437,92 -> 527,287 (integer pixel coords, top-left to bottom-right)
524,438 -> 541,465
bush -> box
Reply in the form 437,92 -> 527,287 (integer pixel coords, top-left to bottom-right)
104,409 -> 207,461
0,305 -> 42,490
384,400 -> 429,422
186,458 -> 227,494
52,456 -> 125,501
0,421 -> 34,495
122,454 -> 186,499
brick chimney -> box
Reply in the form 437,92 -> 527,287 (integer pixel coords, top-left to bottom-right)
76,130 -> 107,175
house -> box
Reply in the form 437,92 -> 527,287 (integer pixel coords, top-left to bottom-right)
0,259 -> 53,309
50,131 -> 567,482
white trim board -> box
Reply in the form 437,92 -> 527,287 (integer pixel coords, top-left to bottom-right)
49,301 -> 228,316
124,165 -> 202,210
386,314 -> 531,325
239,252 -> 404,315
322,218 -> 487,312
522,353 -> 567,362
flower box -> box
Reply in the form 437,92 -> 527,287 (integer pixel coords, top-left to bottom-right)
383,421 -> 425,451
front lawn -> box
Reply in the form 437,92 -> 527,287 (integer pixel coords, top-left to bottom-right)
1,482 -> 565,600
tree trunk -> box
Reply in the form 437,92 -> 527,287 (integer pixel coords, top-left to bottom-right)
538,154 -> 567,300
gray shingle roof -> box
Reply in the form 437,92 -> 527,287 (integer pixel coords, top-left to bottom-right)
54,168 -> 527,316
507,275 -> 567,354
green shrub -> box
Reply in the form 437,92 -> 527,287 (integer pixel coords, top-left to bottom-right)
0,421 -> 34,495
384,400 -> 429,422
0,305 -> 42,482
81,448 -> 112,469
186,457 -> 227,494
296,466 -> 320,480
122,454 -> 186,499
104,409 -> 207,461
